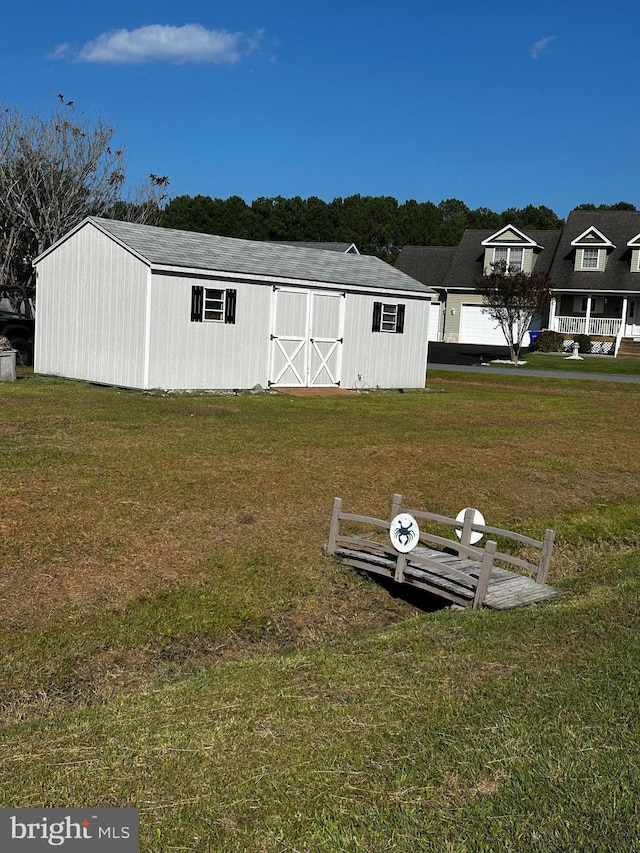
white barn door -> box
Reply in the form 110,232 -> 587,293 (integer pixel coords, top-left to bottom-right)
270,288 -> 344,387
270,288 -> 308,386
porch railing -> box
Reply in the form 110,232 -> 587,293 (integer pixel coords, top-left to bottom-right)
554,316 -> 622,336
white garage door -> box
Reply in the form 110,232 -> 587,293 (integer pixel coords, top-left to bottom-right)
428,302 -> 441,341
459,305 -> 509,346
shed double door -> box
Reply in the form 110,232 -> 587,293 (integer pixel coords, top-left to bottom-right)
269,288 -> 345,387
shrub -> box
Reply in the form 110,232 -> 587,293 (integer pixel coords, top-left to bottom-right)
573,334 -> 592,354
534,330 -> 565,352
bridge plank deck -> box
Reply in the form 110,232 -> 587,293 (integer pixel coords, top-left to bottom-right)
335,544 -> 561,610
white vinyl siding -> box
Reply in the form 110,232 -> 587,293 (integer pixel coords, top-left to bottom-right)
147,276 -> 268,390
34,223 -> 147,388
341,295 -> 429,389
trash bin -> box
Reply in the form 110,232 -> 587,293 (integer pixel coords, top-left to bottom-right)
528,330 -> 541,349
0,349 -> 16,381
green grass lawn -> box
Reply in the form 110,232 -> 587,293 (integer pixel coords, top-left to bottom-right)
497,352 -> 640,374
1,370 -> 639,851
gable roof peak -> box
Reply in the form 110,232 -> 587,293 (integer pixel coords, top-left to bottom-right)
570,226 -> 615,248
480,224 -> 539,247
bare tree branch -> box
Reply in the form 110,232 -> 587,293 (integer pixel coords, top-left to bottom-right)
0,101 -> 169,288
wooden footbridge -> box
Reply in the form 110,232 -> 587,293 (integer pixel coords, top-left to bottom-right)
327,495 -> 561,610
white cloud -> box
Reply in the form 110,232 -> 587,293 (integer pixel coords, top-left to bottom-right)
62,23 -> 261,65
530,36 -> 557,59
48,43 -> 72,60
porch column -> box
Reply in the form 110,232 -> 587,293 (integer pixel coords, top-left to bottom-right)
621,297 -> 628,336
585,297 -> 592,335
548,296 -> 557,331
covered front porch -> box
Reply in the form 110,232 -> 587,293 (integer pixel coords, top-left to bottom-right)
549,293 -> 638,355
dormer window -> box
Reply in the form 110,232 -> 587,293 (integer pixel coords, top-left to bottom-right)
581,248 -> 600,270
493,246 -> 523,272
481,225 -> 539,276
571,226 -> 614,272
626,233 -> 640,272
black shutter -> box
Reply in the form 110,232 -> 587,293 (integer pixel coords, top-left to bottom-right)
224,289 -> 237,324
191,285 -> 203,322
372,301 -> 382,333
396,304 -> 405,334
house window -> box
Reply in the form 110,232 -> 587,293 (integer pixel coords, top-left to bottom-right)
493,247 -> 524,272
191,286 -> 237,324
581,248 -> 600,270
372,302 -> 405,334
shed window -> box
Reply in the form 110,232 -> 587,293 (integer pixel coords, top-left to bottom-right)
372,302 -> 405,334
204,289 -> 225,321
191,286 -> 236,324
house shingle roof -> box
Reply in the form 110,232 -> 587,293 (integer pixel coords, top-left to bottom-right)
88,218 -> 432,295
395,230 -> 562,291
549,210 -> 640,293
395,212 -> 640,299
395,246 -> 456,287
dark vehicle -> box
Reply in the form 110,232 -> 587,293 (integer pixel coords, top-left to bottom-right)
0,285 -> 35,366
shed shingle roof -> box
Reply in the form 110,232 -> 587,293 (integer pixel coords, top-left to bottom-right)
87,218 -> 432,295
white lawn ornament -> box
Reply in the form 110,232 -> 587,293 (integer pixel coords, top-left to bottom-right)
455,508 -> 485,544
390,513 -> 420,553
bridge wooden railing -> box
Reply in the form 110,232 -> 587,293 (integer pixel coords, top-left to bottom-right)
327,495 -> 555,609
390,494 -> 555,585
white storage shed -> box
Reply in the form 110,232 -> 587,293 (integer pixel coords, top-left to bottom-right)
34,218 -> 434,391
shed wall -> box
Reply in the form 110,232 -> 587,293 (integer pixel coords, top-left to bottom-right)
340,294 -> 430,389
146,273 -> 272,390
35,224 -> 148,387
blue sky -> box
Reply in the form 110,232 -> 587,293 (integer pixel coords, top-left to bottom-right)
4,0 -> 639,219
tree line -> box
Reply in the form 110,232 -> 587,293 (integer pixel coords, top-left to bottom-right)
159,195 -> 567,263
